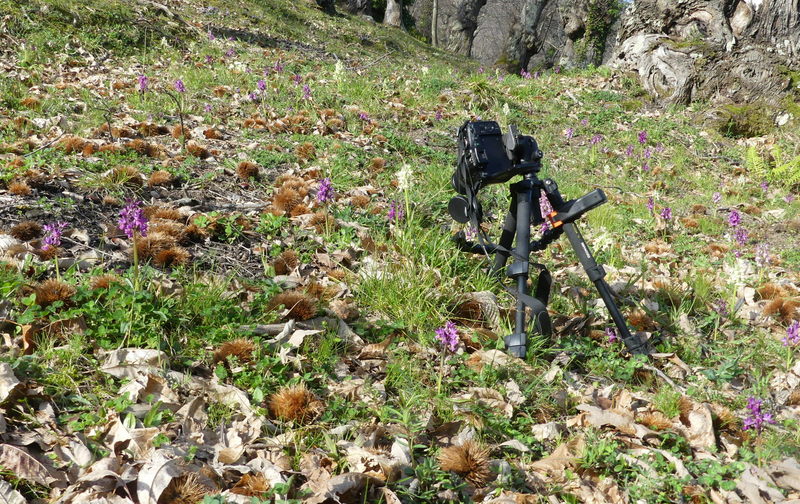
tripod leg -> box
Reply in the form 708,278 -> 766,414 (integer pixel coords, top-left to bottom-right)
492,193 -> 518,277
562,223 -> 652,355
504,186 -> 533,359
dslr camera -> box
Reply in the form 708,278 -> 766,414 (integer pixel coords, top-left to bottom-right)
451,121 -> 544,195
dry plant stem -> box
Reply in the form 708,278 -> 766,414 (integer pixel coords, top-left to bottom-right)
436,351 -> 445,397
164,90 -> 186,149
132,234 -> 140,292
53,254 -> 61,281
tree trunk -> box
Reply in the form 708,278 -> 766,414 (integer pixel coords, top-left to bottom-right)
432,0 -> 440,46
611,0 -> 800,105
384,0 -> 404,27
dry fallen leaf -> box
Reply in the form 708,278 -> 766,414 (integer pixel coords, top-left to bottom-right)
305,472 -> 385,504
529,435 -> 585,477
136,448 -> 184,504
676,399 -> 717,450
0,479 -> 26,504
100,348 -> 167,379
736,464 -> 785,504
0,443 -> 66,487
0,363 -> 21,404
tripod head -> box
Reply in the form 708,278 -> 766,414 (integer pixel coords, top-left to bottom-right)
451,121 -> 542,196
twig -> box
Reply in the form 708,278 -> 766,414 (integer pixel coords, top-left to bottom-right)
61,236 -> 117,258
137,0 -> 202,35
348,50 -> 395,72
641,363 -> 684,391
23,132 -> 66,157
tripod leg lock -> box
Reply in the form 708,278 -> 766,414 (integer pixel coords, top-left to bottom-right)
504,333 -> 527,358
506,262 -> 529,278
585,265 -> 606,283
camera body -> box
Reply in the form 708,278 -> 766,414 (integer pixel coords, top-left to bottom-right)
452,121 -> 543,195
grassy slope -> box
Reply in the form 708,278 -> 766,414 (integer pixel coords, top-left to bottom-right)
1,0 -> 800,502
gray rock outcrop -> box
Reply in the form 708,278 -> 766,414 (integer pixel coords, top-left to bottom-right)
405,0 -> 799,106
344,0 -> 372,16
411,0 -> 616,70
611,0 -> 800,105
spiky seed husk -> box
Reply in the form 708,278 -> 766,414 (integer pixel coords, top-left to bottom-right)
295,142 -> 316,162
275,175 -> 307,189
350,194 -> 370,208
369,157 -> 386,173
8,181 -> 31,196
111,166 -> 143,186
713,405 -> 739,433
125,139 -> 148,155
706,243 -> 729,258
230,472 -> 270,497
148,170 -> 175,187
757,283 -> 783,300
272,187 -> 303,215
10,221 -> 42,241
305,281 -> 336,302
268,291 -> 317,321
150,221 -> 188,244
308,212 -> 336,233
628,309 -> 655,331
213,338 -> 256,364
20,96 -> 40,109
99,143 -> 123,154
638,411 -> 673,431
154,246 -> 190,267
438,441 -> 491,486
678,396 -> 694,424
327,269 -> 347,281
681,217 -> 699,229
184,224 -> 207,242
35,246 -> 59,260
186,141 -> 210,159
763,298 -> 800,323
236,161 -> 260,180
268,383 -> 323,423
325,118 -> 344,132
171,124 -> 192,140
35,279 -> 76,307
158,473 -> 211,504
272,250 -> 298,275
151,207 -> 183,221
135,233 -> 177,260
203,128 -> 223,139
90,274 -> 121,290
289,204 -> 310,217
82,143 -> 98,156
5,244 -> 28,259
59,136 -> 87,154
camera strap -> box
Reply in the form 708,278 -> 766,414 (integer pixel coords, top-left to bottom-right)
465,188 -> 553,336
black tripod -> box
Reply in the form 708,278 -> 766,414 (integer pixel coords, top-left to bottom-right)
453,173 -> 653,359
